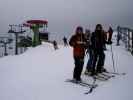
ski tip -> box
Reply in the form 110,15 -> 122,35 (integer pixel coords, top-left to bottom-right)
89,88 -> 93,93
84,92 -> 89,94
84,85 -> 97,95
84,88 -> 93,94
122,73 -> 126,75
105,71 -> 126,76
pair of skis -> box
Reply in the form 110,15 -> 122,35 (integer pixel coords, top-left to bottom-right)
66,71 -> 126,94
65,78 -> 97,94
86,71 -> 126,81
84,71 -> 115,81
92,73 -> 114,81
103,71 -> 126,76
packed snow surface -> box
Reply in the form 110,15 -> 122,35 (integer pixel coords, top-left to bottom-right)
0,42 -> 133,100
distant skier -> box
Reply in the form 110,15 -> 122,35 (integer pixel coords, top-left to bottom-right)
53,40 -> 58,50
63,36 -> 68,46
69,26 -> 87,81
90,24 -> 108,75
108,26 -> 113,44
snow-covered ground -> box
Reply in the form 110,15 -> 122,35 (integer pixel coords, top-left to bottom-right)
0,40 -> 133,100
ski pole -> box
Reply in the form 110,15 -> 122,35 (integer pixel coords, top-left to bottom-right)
110,44 -> 116,73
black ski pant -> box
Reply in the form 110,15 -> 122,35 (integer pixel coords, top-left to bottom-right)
108,33 -> 113,43
73,56 -> 84,81
92,50 -> 105,72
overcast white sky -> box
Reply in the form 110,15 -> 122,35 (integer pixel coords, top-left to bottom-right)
0,0 -> 133,36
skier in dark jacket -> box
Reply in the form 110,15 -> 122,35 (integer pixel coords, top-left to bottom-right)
90,24 -> 107,75
69,26 -> 87,81
63,36 -> 68,46
53,40 -> 58,50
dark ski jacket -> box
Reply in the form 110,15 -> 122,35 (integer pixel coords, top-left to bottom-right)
91,30 -> 107,52
108,27 -> 113,35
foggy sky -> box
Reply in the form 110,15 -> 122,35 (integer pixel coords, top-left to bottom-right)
0,0 -> 133,37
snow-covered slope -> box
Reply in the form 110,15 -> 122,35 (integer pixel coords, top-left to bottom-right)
0,41 -> 133,100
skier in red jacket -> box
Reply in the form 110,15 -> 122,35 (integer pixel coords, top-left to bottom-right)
69,26 -> 87,81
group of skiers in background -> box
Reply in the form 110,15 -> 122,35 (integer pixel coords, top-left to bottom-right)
69,24 -> 113,82
52,36 -> 68,50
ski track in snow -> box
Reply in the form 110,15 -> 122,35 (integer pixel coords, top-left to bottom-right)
0,41 -> 133,100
